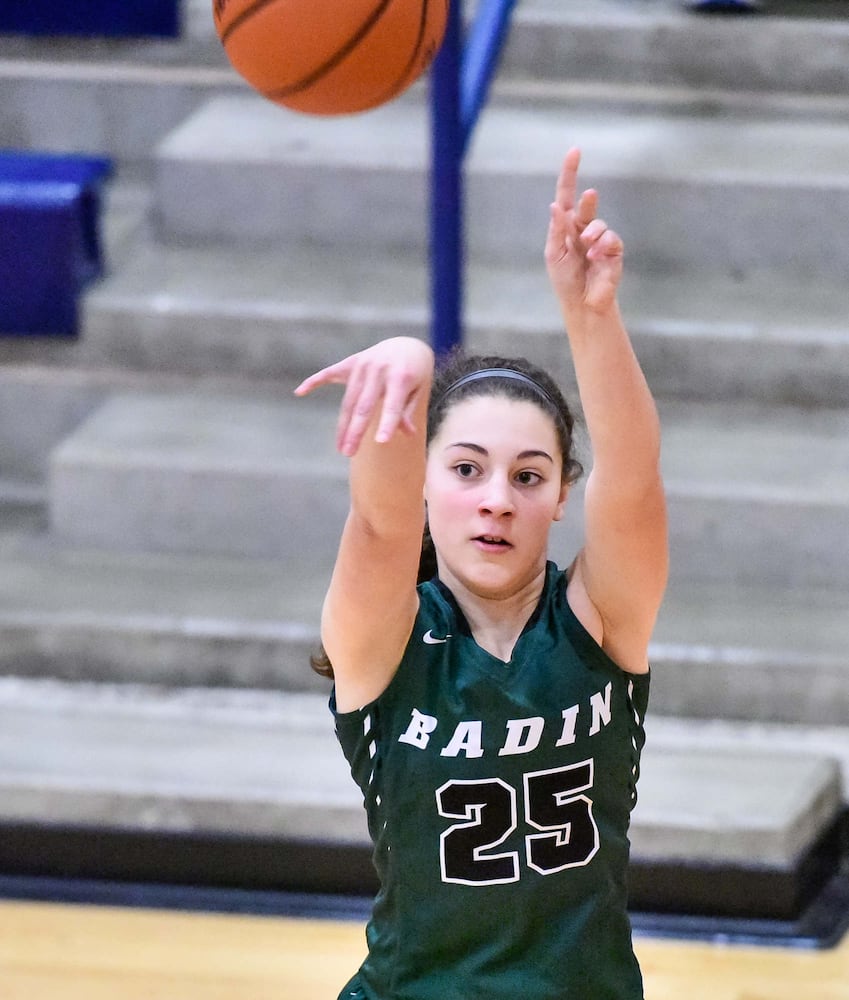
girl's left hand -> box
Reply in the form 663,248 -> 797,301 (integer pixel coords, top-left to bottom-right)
545,147 -> 624,314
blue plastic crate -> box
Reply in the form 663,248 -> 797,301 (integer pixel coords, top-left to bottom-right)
0,152 -> 113,337
0,0 -> 180,38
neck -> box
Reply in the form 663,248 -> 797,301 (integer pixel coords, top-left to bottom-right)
439,563 -> 548,662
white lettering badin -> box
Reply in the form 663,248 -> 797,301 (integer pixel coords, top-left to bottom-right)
397,682 -> 614,757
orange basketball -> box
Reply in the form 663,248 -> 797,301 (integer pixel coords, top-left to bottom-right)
213,0 -> 449,116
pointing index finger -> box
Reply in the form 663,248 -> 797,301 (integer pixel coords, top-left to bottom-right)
294,360 -> 350,396
554,147 -> 582,212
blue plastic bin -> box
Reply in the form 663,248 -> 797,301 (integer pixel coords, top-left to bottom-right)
0,152 -> 113,336
0,1 -> 180,38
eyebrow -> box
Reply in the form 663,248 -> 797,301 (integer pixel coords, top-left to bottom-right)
446,442 -> 554,463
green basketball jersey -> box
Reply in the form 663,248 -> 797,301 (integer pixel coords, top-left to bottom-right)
333,561 -> 649,1000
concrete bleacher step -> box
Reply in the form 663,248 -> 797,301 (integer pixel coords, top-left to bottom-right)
80,234 -> 849,407
80,239 -> 429,384
0,360 -> 305,505
0,0 -> 242,165
650,579 -> 849,725
155,93 -> 849,279
502,0 -> 849,95
0,509 -> 327,691
0,676 -> 843,873
0,43 -> 242,168
660,399 -> 849,588
47,389 -> 350,562
45,389 -> 849,591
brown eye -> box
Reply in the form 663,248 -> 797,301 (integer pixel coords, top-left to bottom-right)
516,471 -> 542,486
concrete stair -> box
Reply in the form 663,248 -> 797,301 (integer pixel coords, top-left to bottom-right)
0,0 -> 847,911
155,92 -> 849,278
498,0 -> 849,97
77,238 -> 849,405
48,391 -> 349,562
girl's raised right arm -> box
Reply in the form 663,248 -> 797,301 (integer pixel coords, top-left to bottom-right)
295,336 -> 434,712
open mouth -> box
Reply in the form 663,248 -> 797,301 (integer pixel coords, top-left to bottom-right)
475,535 -> 512,548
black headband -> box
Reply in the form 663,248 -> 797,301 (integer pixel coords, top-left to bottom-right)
438,368 -> 558,410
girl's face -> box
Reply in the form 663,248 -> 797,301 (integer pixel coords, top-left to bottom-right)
424,394 -> 570,601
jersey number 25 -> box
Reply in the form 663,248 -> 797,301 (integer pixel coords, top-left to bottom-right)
436,759 -> 599,886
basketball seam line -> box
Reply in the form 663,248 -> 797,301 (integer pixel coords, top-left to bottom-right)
270,0 -> 395,99
223,0 -> 395,99
217,0 -> 278,47
368,0 -> 435,110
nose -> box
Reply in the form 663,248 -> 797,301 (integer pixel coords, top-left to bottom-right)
478,475 -> 515,517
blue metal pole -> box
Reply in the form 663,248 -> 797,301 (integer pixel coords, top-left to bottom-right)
429,0 -> 464,356
460,0 -> 518,145
429,0 -> 516,355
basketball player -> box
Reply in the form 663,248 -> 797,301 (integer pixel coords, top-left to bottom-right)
296,148 -> 668,999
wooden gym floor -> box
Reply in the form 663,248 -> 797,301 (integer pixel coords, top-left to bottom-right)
0,897 -> 847,1000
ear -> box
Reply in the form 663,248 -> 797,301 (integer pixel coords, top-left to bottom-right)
552,483 -> 570,522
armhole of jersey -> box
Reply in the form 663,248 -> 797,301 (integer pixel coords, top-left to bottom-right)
561,578 -> 650,699
562,581 -> 648,675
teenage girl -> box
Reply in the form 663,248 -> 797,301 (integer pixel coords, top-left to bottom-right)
296,148 -> 668,1000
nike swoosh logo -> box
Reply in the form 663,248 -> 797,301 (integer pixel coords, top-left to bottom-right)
423,629 -> 451,645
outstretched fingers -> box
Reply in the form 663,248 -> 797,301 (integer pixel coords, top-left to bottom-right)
375,369 -> 421,444
336,362 -> 383,456
295,338 -> 433,458
336,362 -> 425,456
